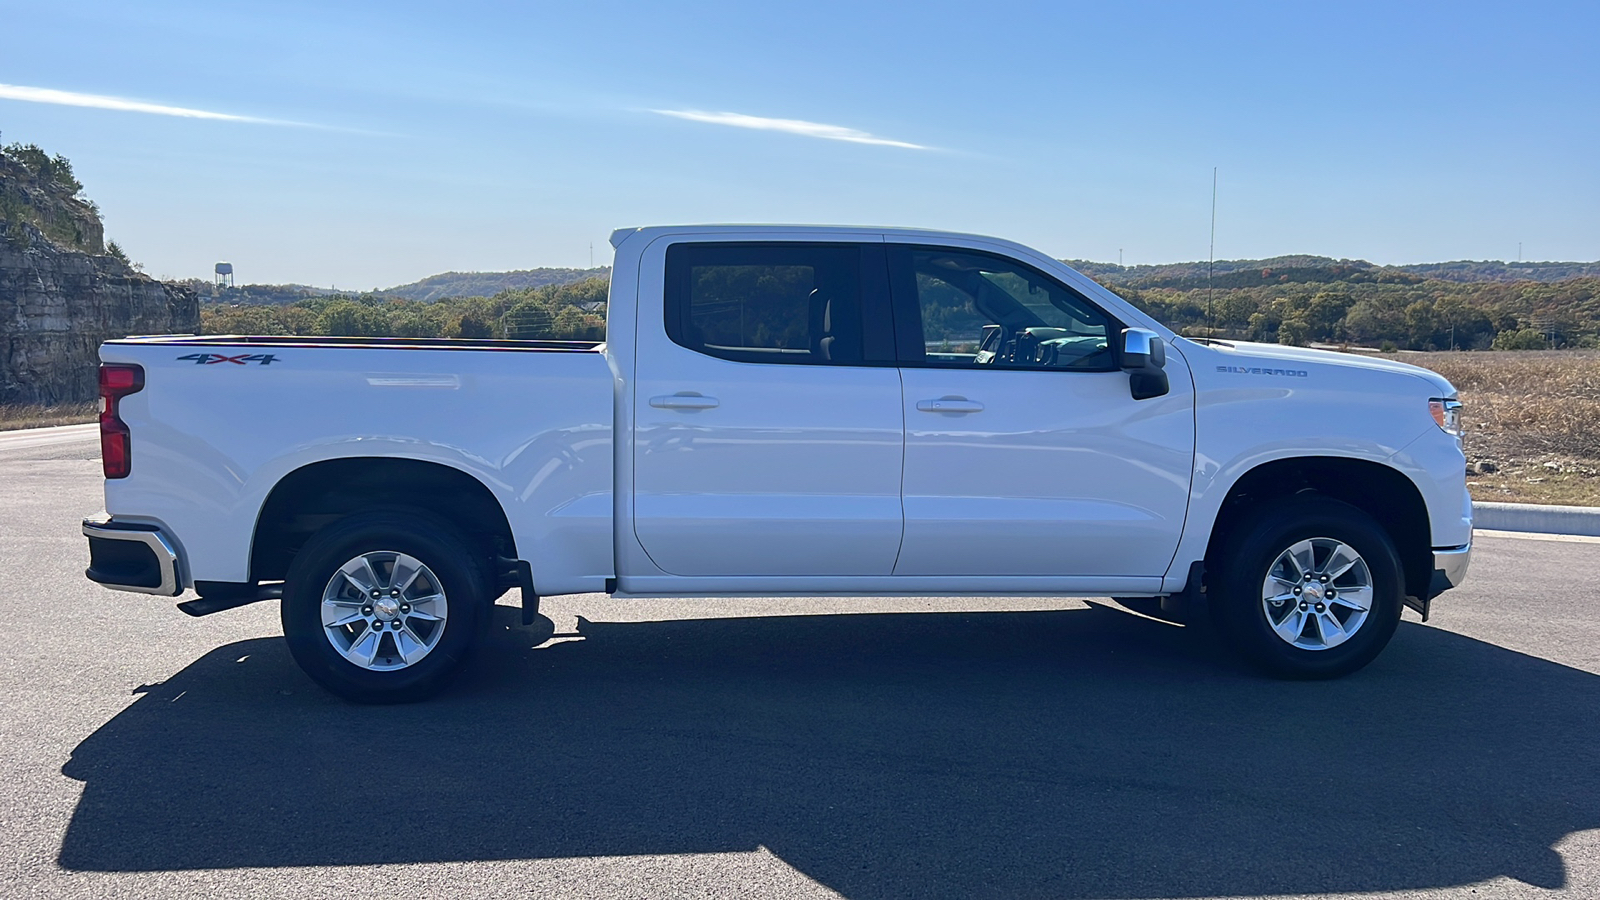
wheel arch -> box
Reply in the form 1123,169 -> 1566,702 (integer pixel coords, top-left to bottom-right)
249,457 -> 517,586
1202,456 -> 1433,601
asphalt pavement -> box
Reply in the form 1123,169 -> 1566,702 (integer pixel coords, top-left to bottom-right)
4,424 -> 1600,899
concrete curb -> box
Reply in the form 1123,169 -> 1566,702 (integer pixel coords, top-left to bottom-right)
0,422 -> 98,452
1475,501 -> 1600,538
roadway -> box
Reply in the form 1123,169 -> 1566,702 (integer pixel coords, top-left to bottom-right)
3,424 -> 1599,899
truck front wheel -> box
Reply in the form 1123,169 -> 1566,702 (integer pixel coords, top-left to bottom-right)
1210,497 -> 1403,679
281,510 -> 488,702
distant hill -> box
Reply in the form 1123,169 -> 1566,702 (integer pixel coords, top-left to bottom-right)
1067,256 -> 1600,290
1393,260 -> 1600,283
187,267 -> 611,306
210,257 -> 1593,307
376,267 -> 611,302
1068,256 -> 1402,291
177,279 -> 335,306
185,252 -> 1600,354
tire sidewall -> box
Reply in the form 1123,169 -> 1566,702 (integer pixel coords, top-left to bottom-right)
281,511 -> 485,702
1212,498 -> 1403,679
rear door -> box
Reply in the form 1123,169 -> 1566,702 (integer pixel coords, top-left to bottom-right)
887,242 -> 1195,578
631,237 -> 905,576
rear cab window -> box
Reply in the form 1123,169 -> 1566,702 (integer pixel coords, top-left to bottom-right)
663,242 -> 895,365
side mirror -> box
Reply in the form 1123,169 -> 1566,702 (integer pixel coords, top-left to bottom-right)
1121,327 -> 1170,401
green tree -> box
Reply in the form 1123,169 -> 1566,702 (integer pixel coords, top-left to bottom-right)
1246,307 -> 1280,342
1403,300 -> 1437,349
1303,290 -> 1353,341
314,299 -> 390,336
457,311 -> 492,339
1343,295 -> 1406,346
1491,328 -> 1546,350
2,142 -> 83,193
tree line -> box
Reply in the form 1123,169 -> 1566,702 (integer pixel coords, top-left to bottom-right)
1119,276 -> 1600,351
200,264 -> 1600,352
201,277 -> 608,341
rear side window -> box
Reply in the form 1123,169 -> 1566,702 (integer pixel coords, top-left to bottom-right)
665,243 -> 869,365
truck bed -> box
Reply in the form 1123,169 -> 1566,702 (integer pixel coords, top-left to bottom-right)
111,334 -> 605,353
98,333 -> 615,594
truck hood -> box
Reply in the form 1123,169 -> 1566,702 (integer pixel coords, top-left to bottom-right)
1182,339 -> 1457,397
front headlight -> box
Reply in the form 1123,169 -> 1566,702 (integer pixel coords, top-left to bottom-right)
1429,397 -> 1463,436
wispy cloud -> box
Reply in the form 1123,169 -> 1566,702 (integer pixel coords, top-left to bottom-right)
0,83 -> 298,125
650,109 -> 929,150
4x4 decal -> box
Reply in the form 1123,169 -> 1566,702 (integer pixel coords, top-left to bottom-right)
177,353 -> 279,366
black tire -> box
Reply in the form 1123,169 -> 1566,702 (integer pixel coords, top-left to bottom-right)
281,510 -> 488,703
1210,496 -> 1403,679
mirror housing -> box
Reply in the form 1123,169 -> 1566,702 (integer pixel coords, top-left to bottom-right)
1121,328 -> 1169,400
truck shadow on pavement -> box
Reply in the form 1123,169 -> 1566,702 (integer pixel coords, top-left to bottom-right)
59,603 -> 1600,898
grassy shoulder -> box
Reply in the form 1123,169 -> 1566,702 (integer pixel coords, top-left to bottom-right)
1381,350 -> 1600,506
0,402 -> 96,431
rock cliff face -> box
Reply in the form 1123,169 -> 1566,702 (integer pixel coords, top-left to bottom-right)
1,147 -> 197,404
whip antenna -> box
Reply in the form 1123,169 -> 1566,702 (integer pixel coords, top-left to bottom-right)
1208,167 -> 1217,339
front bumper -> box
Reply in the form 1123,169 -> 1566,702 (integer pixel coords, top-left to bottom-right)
83,516 -> 182,597
1429,539 -> 1472,599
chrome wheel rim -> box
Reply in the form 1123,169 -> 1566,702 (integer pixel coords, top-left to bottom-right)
1261,537 -> 1373,651
320,551 -> 448,671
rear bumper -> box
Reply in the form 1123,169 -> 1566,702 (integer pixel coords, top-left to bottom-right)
1429,539 -> 1472,598
83,516 -> 182,597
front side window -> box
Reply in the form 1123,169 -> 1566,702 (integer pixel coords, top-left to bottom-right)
890,246 -> 1115,370
664,243 -> 865,365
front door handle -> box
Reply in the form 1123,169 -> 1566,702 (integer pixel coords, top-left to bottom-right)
650,394 -> 720,410
916,398 -> 984,413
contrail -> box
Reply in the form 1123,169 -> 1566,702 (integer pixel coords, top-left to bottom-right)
651,109 -> 929,150
0,83 -> 293,125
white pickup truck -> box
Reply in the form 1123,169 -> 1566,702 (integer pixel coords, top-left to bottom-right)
83,225 -> 1472,701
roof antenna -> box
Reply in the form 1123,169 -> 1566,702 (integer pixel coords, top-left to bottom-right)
1208,166 -> 1218,339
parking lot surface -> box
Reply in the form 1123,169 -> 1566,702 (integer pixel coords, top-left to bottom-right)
4,428 -> 1599,900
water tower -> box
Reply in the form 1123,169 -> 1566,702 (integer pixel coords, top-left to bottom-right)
215,262 -> 234,288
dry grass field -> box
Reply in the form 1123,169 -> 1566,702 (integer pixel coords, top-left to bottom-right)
1388,350 -> 1600,506
0,401 -> 96,432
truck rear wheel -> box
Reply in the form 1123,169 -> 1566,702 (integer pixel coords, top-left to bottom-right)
281,510 -> 487,702
1210,496 -> 1402,679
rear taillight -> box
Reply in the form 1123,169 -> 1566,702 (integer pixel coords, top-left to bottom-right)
99,364 -> 144,479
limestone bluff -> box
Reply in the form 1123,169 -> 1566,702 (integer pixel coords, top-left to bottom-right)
1,144 -> 197,404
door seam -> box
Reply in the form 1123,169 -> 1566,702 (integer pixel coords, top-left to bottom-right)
890,366 -> 908,574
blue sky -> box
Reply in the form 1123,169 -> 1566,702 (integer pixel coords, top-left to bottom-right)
3,0 -> 1596,288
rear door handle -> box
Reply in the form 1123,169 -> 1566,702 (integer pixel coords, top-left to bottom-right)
916,399 -> 984,413
650,394 -> 720,410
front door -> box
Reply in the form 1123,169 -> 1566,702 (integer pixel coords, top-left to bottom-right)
631,239 -> 905,577
888,242 -> 1195,578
